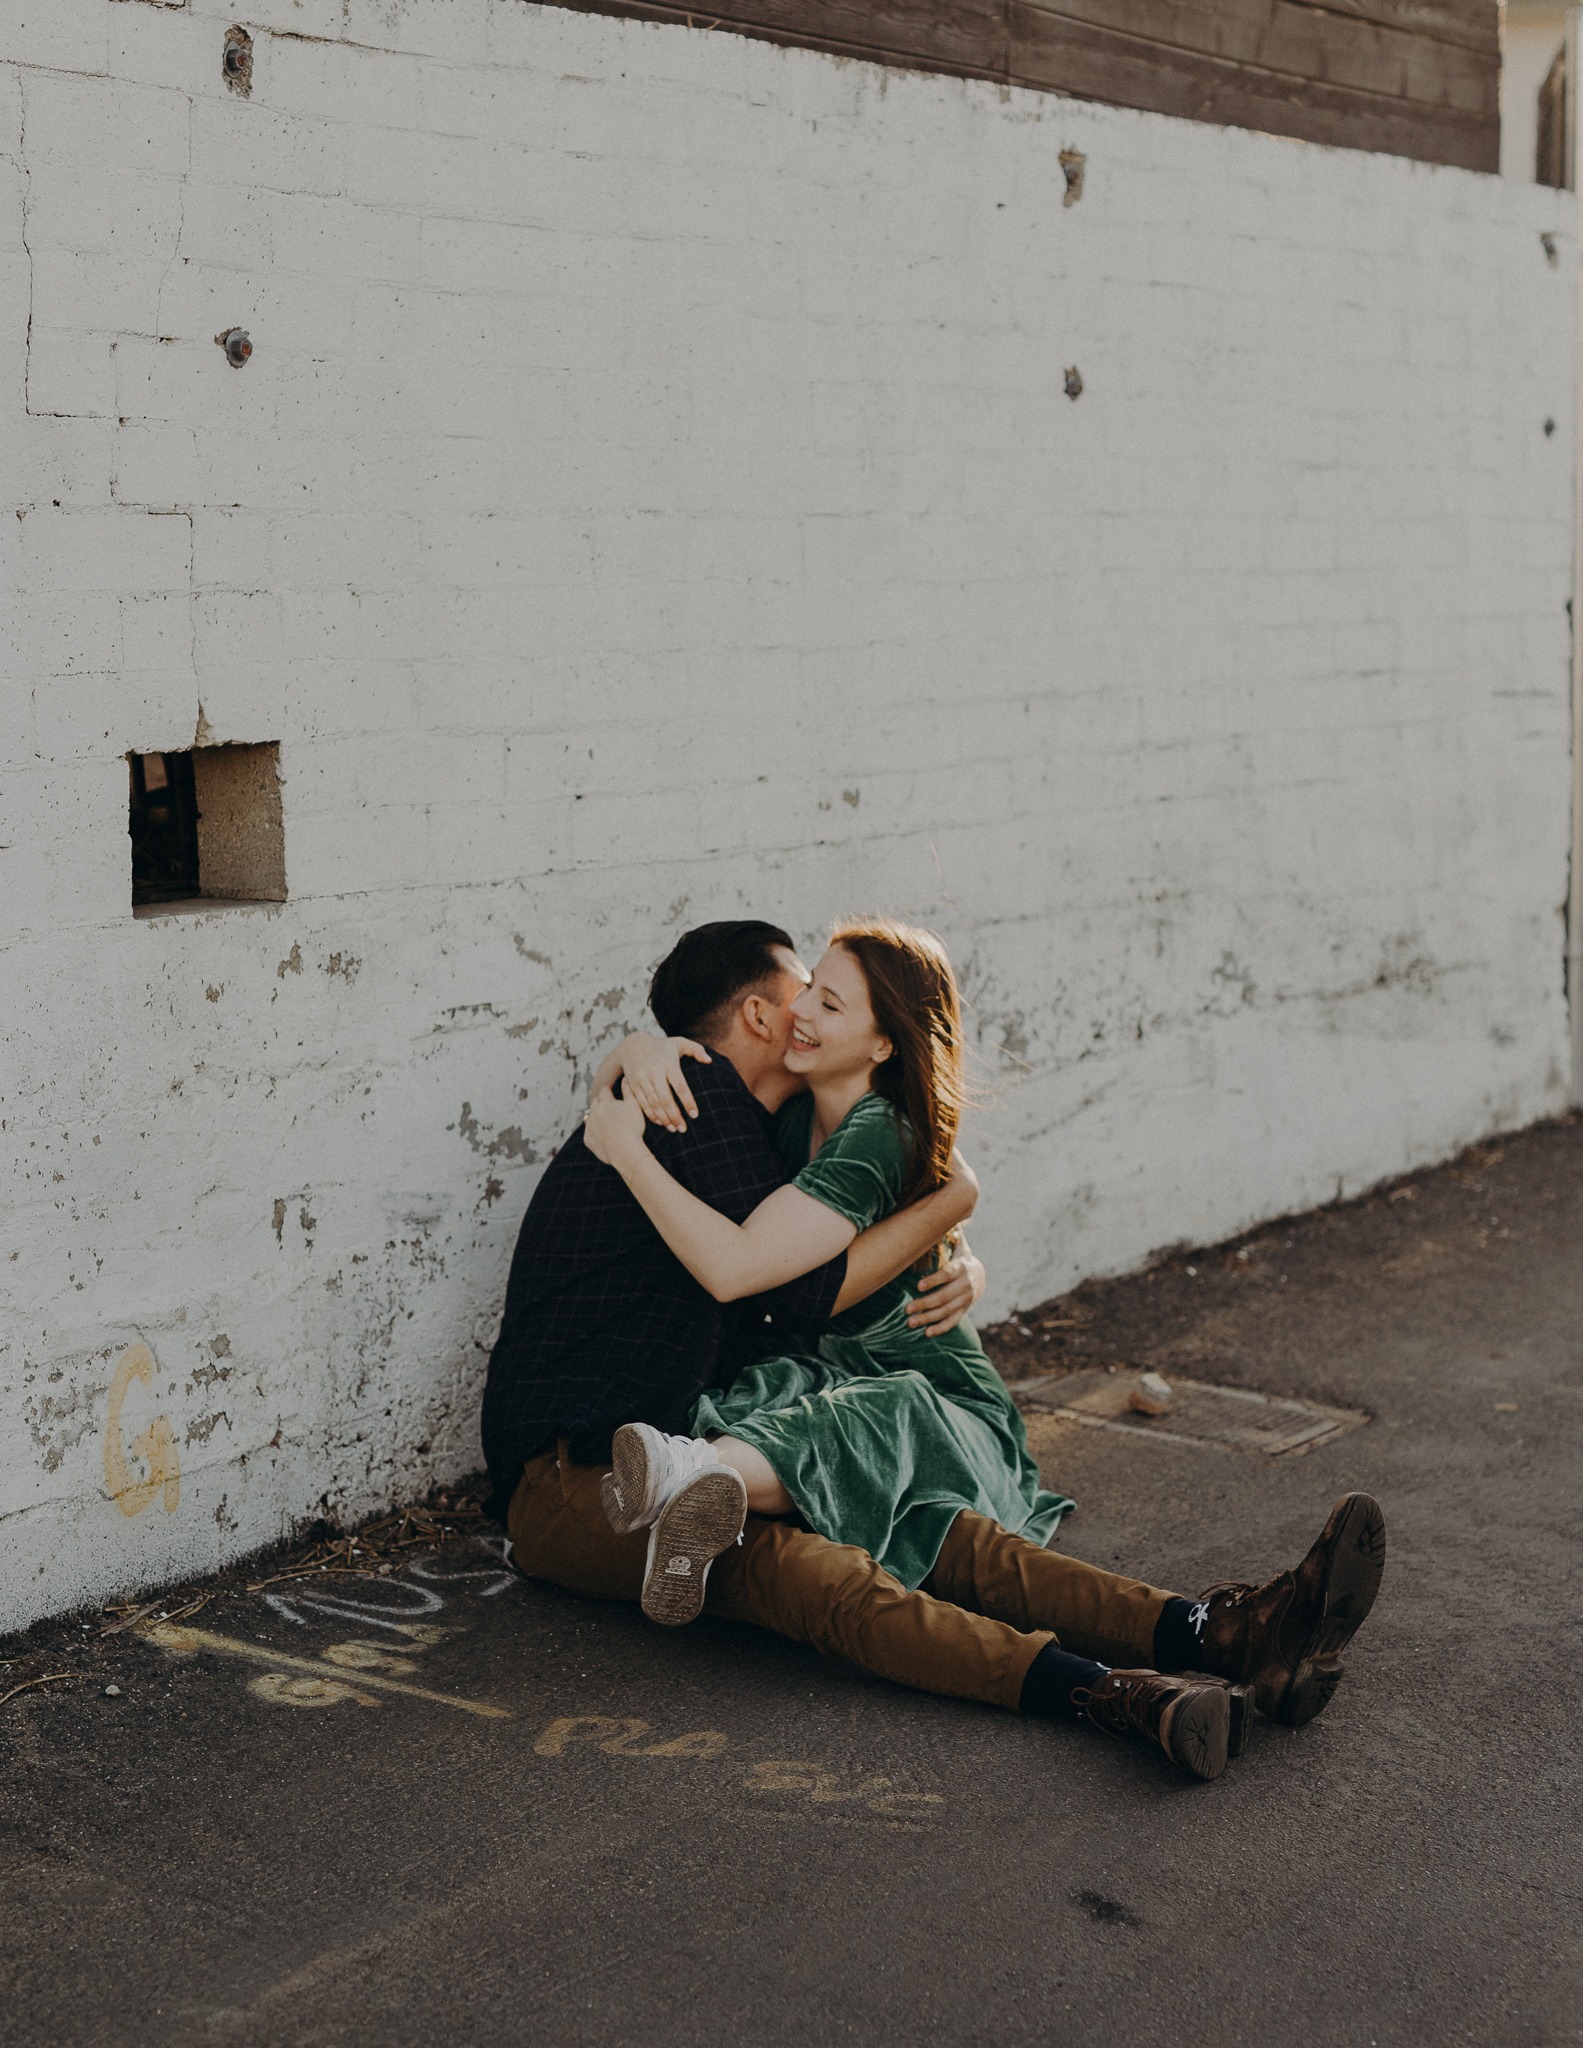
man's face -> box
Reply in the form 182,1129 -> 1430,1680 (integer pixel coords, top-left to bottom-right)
758,945 -> 812,1060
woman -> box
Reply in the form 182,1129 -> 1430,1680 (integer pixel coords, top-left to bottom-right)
581,917 -> 1263,1783
582,917 -> 1073,1614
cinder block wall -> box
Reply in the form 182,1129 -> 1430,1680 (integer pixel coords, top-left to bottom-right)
1,0 -> 1574,1630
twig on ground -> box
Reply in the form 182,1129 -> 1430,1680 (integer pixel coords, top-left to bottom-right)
245,1564 -> 406,1592
1,1673 -> 74,1708
100,1600 -> 167,1637
241,1489 -> 490,1593
101,1592 -> 211,1636
160,1594 -> 212,1626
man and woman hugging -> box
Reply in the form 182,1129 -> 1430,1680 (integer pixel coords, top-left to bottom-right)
479,917 -> 1385,1783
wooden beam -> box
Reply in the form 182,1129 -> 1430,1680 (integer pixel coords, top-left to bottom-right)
544,0 -> 1008,81
644,0 -> 1009,76
1281,0 -> 1499,57
1011,3 -> 1490,163
1010,4 -> 1497,168
1032,0 -> 1497,111
542,0 -> 1499,172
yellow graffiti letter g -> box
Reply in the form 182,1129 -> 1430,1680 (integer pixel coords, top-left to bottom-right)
104,1342 -> 180,1517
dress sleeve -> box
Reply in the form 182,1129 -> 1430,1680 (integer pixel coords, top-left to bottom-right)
790,1097 -> 909,1232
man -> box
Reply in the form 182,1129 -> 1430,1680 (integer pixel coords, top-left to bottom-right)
480,919 -> 983,1521
484,922 -> 1386,1782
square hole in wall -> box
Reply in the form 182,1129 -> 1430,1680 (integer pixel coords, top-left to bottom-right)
129,743 -> 285,911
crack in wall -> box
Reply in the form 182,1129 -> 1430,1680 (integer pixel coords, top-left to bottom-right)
16,74 -> 33,415
152,108 -> 191,347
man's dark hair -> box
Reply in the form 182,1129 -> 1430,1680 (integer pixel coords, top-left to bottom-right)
649,921 -> 797,1041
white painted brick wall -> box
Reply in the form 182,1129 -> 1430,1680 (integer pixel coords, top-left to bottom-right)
1,0 -> 1575,1630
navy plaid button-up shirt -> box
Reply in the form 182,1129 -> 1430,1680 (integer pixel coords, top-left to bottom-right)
479,1054 -> 845,1516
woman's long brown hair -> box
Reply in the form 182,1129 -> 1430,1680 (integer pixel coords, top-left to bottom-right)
829,916 -> 965,1215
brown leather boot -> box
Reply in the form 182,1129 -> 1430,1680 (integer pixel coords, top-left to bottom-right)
1074,1670 -> 1252,1781
1196,1491 -> 1386,1726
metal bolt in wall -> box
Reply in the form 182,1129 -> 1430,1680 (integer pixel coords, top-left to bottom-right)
224,25 -> 253,96
216,328 -> 252,368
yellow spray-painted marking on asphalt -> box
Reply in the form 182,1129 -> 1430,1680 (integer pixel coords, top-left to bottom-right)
533,1714 -> 727,1757
143,1622 -> 510,1719
528,1721 -> 944,1819
250,1674 -> 382,1710
743,1760 -> 944,1818
320,1639 -> 419,1676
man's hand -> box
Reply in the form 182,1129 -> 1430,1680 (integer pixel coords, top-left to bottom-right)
832,1155 -> 982,1320
905,1237 -> 987,1337
582,1086 -> 649,1168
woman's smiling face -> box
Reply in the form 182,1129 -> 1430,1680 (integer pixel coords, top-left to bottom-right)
784,945 -> 893,1083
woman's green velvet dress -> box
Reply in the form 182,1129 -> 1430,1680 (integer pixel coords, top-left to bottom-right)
688,1092 -> 1073,1590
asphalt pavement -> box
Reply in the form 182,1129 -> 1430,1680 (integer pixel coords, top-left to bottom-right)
3,1115 -> 1580,2048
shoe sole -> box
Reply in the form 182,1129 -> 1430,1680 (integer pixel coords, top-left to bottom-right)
1280,1491 -> 1387,1728
1162,1683 -> 1231,1781
1226,1682 -> 1256,1758
640,1468 -> 747,1627
601,1423 -> 662,1535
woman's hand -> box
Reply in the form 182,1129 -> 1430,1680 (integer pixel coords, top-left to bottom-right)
588,1033 -> 710,1133
905,1236 -> 987,1337
582,1086 -> 650,1169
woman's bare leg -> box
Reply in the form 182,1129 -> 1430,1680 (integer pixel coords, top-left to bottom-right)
712,1437 -> 795,1515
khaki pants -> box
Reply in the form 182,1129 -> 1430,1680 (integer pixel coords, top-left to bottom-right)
507,1449 -> 1177,1714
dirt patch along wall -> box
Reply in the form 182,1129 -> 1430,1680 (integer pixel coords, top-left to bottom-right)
0,1 -> 1575,1629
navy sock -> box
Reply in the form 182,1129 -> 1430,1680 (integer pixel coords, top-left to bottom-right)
1019,1642 -> 1111,1722
1152,1595 -> 1209,1673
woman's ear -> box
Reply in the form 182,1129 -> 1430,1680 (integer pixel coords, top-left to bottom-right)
873,1036 -> 893,1067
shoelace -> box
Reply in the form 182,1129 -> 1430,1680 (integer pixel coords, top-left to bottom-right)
1072,1675 -> 1170,1742
1198,1582 -> 1248,1608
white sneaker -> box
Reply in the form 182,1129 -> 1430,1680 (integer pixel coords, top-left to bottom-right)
640,1467 -> 748,1627
601,1422 -> 723,1534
